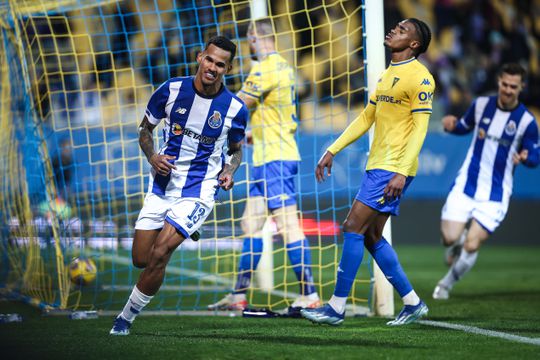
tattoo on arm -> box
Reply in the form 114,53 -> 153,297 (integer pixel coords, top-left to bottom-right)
226,142 -> 243,174
138,117 -> 157,162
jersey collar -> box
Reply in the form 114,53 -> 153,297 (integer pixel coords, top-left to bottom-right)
390,57 -> 415,66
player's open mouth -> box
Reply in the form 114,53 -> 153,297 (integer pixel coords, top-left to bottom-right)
204,71 -> 216,80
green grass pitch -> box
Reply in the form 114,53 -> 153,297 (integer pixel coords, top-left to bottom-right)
1,244 -> 539,359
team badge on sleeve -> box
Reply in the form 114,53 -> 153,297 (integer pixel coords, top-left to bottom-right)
207,110 -> 222,129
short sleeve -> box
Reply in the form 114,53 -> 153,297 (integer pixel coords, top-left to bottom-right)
410,75 -> 435,114
239,63 -> 274,99
145,80 -> 170,125
228,103 -> 248,144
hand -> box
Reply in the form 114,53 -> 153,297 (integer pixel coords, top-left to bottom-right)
442,115 -> 457,132
218,168 -> 234,191
383,173 -> 406,202
315,151 -> 334,182
149,154 -> 177,176
512,149 -> 528,165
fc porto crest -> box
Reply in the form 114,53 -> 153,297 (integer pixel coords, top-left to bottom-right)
207,110 -> 222,129
505,120 -> 517,136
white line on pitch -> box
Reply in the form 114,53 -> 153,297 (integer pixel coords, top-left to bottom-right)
418,320 -> 540,346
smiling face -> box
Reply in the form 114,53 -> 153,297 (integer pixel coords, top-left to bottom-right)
497,72 -> 523,109
383,20 -> 420,54
196,44 -> 232,88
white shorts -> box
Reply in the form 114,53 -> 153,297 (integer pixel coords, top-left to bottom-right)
441,189 -> 508,233
135,193 -> 213,238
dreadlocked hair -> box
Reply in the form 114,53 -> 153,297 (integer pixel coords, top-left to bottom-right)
407,18 -> 431,57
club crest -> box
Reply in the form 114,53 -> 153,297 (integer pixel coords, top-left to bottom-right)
505,120 -> 517,136
207,110 -> 222,129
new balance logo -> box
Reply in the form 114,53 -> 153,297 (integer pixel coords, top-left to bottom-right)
420,78 -> 431,86
176,107 -> 187,114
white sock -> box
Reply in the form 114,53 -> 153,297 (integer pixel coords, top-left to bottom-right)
120,286 -> 153,323
440,249 -> 478,290
402,290 -> 420,306
307,292 -> 319,301
328,295 -> 347,314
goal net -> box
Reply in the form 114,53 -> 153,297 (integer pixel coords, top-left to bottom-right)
0,0 -> 373,314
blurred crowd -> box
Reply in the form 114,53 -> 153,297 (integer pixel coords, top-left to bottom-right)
28,0 -> 539,131
386,0 -> 540,127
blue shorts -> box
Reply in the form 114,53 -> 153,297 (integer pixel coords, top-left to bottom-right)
249,161 -> 298,210
355,169 -> 414,216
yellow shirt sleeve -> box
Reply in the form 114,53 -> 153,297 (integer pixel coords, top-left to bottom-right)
327,102 -> 376,155
240,63 -> 274,100
395,112 -> 430,176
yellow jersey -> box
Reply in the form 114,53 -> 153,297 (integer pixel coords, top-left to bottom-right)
240,53 -> 300,166
366,58 -> 435,176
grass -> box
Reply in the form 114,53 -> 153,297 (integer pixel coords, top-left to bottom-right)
1,244 -> 539,359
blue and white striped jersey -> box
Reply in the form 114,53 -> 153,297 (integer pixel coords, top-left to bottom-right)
144,76 -> 248,199
451,96 -> 539,206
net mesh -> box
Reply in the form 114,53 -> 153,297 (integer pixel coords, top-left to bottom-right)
0,0 -> 371,313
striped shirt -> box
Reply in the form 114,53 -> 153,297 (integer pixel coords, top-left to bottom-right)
451,96 -> 539,205
144,76 -> 248,199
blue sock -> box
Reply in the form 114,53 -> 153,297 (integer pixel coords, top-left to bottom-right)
366,238 -> 413,297
334,232 -> 365,297
234,237 -> 263,294
286,239 -> 315,295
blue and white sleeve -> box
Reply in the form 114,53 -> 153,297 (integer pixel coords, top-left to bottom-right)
453,100 -> 476,135
228,104 -> 248,144
521,120 -> 540,168
145,81 -> 170,125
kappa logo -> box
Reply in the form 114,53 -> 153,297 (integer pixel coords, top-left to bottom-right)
420,78 -> 431,86
337,266 -> 344,273
176,107 -> 187,115
207,110 -> 222,129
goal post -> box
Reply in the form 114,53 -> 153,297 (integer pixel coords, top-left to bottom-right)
365,0 -> 395,317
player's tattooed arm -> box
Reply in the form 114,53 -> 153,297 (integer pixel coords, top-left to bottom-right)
138,116 -> 176,176
227,141 -> 243,174
138,116 -> 157,161
218,141 -> 242,190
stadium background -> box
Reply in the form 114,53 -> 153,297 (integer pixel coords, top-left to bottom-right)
0,0 -> 539,314
26,0 -> 539,243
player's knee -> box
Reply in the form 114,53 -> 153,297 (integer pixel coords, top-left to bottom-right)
132,257 -> 147,269
364,228 -> 382,245
440,229 -> 459,246
342,219 -> 365,234
149,244 -> 169,268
